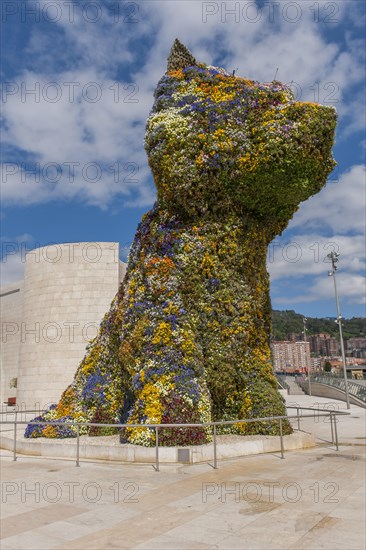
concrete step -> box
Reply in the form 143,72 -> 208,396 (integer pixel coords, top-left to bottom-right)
285,377 -> 306,395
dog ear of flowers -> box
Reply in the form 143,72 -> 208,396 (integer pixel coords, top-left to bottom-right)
25,41 -> 337,446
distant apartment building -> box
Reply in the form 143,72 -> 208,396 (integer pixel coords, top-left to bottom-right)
311,357 -> 322,371
309,333 -> 328,354
309,333 -> 339,356
324,337 -> 339,356
271,341 -> 311,373
351,349 -> 366,359
347,337 -> 366,352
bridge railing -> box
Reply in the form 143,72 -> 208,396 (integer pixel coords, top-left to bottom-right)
307,374 -> 366,404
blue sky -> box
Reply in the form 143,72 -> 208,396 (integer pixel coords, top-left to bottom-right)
1,0 -> 365,318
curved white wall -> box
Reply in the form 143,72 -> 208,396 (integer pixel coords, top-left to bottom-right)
15,242 -> 125,410
0,282 -> 23,405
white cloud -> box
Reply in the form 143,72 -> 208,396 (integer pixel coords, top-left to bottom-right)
1,67 -> 155,207
288,165 -> 366,233
313,273 -> 366,305
275,272 -> 366,306
28,0 -> 141,71
0,234 -> 34,287
1,0 -> 365,213
0,253 -> 26,287
268,233 -> 365,280
268,162 -> 365,309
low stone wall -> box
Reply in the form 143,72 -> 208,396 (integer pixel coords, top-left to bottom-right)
0,431 -> 315,464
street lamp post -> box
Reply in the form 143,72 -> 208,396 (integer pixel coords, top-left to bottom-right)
327,252 -> 350,409
303,317 -> 312,396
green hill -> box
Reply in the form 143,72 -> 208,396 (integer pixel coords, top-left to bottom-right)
271,310 -> 366,341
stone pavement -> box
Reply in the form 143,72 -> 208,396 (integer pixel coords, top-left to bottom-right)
0,395 -> 365,550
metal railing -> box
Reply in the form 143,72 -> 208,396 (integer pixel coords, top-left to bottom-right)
307,374 -> 366,404
275,374 -> 290,392
0,407 -> 349,471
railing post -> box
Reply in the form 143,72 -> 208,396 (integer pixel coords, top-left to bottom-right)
329,411 -> 334,445
155,427 -> 159,472
76,424 -> 80,467
13,411 -> 17,462
297,407 -> 300,431
332,412 -> 339,451
279,418 -> 284,459
213,424 -> 217,469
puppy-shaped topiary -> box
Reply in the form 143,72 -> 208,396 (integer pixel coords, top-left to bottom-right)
26,41 -> 336,445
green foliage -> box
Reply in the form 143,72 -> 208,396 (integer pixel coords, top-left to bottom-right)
272,310 -> 366,340
324,361 -> 332,372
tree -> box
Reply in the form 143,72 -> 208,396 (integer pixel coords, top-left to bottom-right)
324,361 -> 332,372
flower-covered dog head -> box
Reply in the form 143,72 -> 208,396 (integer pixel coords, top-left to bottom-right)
145,40 -> 337,226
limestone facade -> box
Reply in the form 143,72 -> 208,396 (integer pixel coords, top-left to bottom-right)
0,282 -> 23,405
0,242 -> 125,410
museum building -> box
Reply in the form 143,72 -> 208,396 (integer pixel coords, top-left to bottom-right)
0,242 -> 126,410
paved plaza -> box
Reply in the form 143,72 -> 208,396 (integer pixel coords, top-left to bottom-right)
1,395 -> 365,549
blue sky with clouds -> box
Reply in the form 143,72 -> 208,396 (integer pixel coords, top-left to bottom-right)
1,0 -> 365,318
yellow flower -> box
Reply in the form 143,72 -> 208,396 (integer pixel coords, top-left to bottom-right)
201,253 -> 215,277
210,83 -> 236,103
152,322 -> 172,345
167,68 -> 184,79
42,425 -> 58,438
164,302 -> 179,315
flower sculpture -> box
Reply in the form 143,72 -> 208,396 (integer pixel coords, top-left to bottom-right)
26,40 -> 337,446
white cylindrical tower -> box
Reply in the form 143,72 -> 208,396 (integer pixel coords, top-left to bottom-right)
0,281 -> 23,406
16,242 -> 125,410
